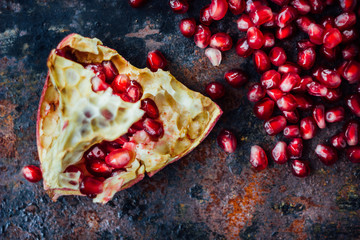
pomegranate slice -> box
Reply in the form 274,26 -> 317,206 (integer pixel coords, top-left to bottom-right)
141,98 -> 159,119
264,115 -> 287,136
300,116 -> 317,140
291,160 -> 310,177
105,149 -> 133,169
325,107 -> 345,123
283,125 -> 300,138
22,165 -> 43,183
210,33 -> 233,51
179,18 -> 196,38
200,5 -> 214,26
206,82 -> 225,99
288,138 -> 303,159
269,47 -> 287,67
228,0 -> 245,15
143,118 -> 164,138
271,141 -> 288,164
260,70 -> 281,89
209,0 -> 229,20
102,61 -> 118,83
169,0 -> 189,14
194,25 -> 211,49
146,50 -> 167,72
217,129 -> 237,153
253,97 -> 275,120
250,145 -> 268,171
247,83 -> 266,102
344,120 -> 359,146
346,146 -> 360,163
79,176 -> 104,197
312,104 -> 326,129
346,94 -> 360,117
330,132 -> 347,150
247,27 -> 265,49
224,69 -> 248,88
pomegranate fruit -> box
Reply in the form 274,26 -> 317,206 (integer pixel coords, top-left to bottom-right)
250,145 -> 268,170
22,165 -> 43,183
271,141 -> 288,164
291,160 -> 310,177
217,129 -> 237,153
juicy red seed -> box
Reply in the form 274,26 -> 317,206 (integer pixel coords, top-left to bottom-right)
276,6 -> 297,28
309,0 -> 324,13
179,18 -> 196,38
264,115 -> 287,136
294,94 -> 313,110
296,16 -> 313,32
143,118 -> 164,138
100,140 -> 122,153
312,67 -> 323,81
291,160 -> 310,177
263,32 -> 275,48
102,61 -> 118,83
321,16 -> 335,30
342,28 -> 358,43
308,23 -> 324,45
297,47 -> 316,70
249,5 -> 273,26
169,0 -> 189,14
128,0 -> 146,8
325,88 -> 342,101
205,48 -> 222,66
283,125 -> 300,138
217,129 -> 237,153
269,47 -> 287,67
253,97 -> 275,120
315,144 -> 338,166
277,94 -> 297,111
86,64 -> 106,82
297,39 -> 316,49
146,50 -> 167,72
267,89 -> 284,101
322,28 -> 343,49
280,72 -> 301,92
307,81 -> 328,97
209,0 -> 228,20
261,70 -> 281,89
228,0 -> 245,15
245,0 -> 266,13
290,0 -> 311,15
128,118 -> 145,134
120,80 -> 143,103
325,106 -> 345,123
346,146 -> 360,163
206,82 -> 225,99
253,50 -> 271,72
300,116 -> 317,140
340,0 -> 357,11
22,165 -> 42,183
293,76 -> 313,93
86,158 -> 112,177
80,176 -> 104,196
200,5 -> 214,26
282,110 -> 300,123
270,0 -> 290,6
344,120 -> 359,146
105,149 -> 133,169
330,132 -> 347,150
312,104 -> 326,129
250,145 -> 268,171
340,61 -> 360,84
346,94 -> 360,117
247,27 -> 265,49
141,98 -> 159,119
114,135 -> 130,145
278,62 -> 301,74
334,12 -> 356,30
275,24 -> 294,39
342,44 -> 359,60
64,165 -> 83,175
320,46 -> 338,60
194,25 -> 211,48
247,83 -> 266,102
112,74 -> 130,93
237,14 -> 254,32
210,33 -> 233,51
225,69 -> 248,88
263,14 -> 276,28
287,138 -> 303,159
235,38 -> 254,57
272,141 -> 288,164
91,77 -> 110,92
319,69 -> 342,88
85,144 -> 106,160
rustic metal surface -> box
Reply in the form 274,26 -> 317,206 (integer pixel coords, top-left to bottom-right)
1,0 -> 360,239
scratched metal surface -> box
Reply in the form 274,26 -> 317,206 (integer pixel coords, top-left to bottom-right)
0,0 -> 360,239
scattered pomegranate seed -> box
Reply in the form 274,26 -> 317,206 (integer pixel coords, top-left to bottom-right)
120,80 -> 143,103
210,33 -> 233,51
263,13 -> 276,28
275,24 -> 295,39
283,125 -> 301,138
342,44 -> 359,60
228,0 -> 245,15
141,98 -> 159,119
342,28 -> 358,43
325,106 -> 345,123
205,48 -> 222,66
334,12 -> 356,30
340,60 -> 360,84
309,0 -> 324,13
280,72 -> 300,92
272,141 -> 288,164
300,116 -> 317,140
322,28 -> 343,49
294,94 -> 313,110
247,27 -> 265,49
179,18 -> 196,38
86,64 -> 106,83
282,110 -> 300,123
267,88 -> 284,101
250,5 -> 273,26
319,69 -> 342,88
278,62 -> 301,74
253,97 -> 275,120
346,146 -> 360,163
253,50 -> 271,72
297,47 -> 316,70
307,81 -> 328,97
112,74 -> 130,93
296,16 -> 313,32
297,39 -> 315,49
102,61 -> 118,83
225,69 -> 248,88
320,46 -> 338,60
248,83 -> 266,102
169,0 -> 189,14
206,82 -> 225,99
194,25 -> 211,49
321,16 -> 335,30
143,118 -> 164,138
293,76 -> 313,93
308,23 -> 324,45
312,67 -> 323,81
346,94 -> 360,117
128,0 -> 146,8
312,104 -> 326,129
330,132 -> 347,150
315,144 -> 338,166
277,94 -> 297,111
290,0 -> 311,15
260,70 -> 281,89
339,0 -> 357,12
105,149 -> 133,169
80,176 -> 104,197
22,165 -> 42,183
276,6 -> 297,28
237,14 -> 255,32
344,120 -> 359,146
217,129 -> 237,153
288,138 -> 303,159
269,47 -> 287,67
146,50 -> 167,72
200,5 -> 214,26
235,38 -> 254,57
325,88 -> 342,102
250,145 -> 268,170
245,0 -> 266,13
263,32 -> 275,48
291,160 -> 310,177
264,115 -> 287,136
209,0 -> 229,20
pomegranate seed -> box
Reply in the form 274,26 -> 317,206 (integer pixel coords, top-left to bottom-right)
297,39 -> 315,49
86,158 -> 113,177
300,116 -> 317,140
248,83 -> 266,102
276,6 -> 297,28
272,141 -> 288,164
85,144 -> 106,160
288,138 -> 303,159
319,69 -> 342,88
283,125 -> 301,138
291,160 -> 310,177
307,81 -> 328,97
228,0 -> 245,15
225,69 -> 248,88
322,28 -> 342,49
206,82 -> 225,99
340,61 -> 360,84
344,120 -> 359,146
235,38 -> 254,57
22,165 -> 42,183
250,5 -> 273,26
141,98 -> 159,119
253,50 -> 271,72
260,70 -> 281,89
217,129 -> 237,153
334,12 -> 356,30
283,110 -> 300,123
294,94 -> 313,110
308,23 -> 324,45
270,0 -> 289,6
263,14 -> 276,28
296,16 -> 313,32
309,0 -> 324,13
237,14 -> 254,32
209,0 -> 228,20
277,94 -> 297,111
253,97 -> 275,120
247,27 -> 265,49
325,106 -> 345,123
146,50 -> 167,72
346,146 -> 360,163
250,145 -> 268,170
105,149 -> 133,169
339,0 -> 357,11
320,46 -> 338,60
169,0 -> 189,14
102,61 -> 118,83
128,118 -> 145,135
263,32 -> 275,48
325,88 -> 342,102
80,176 -> 104,196
346,94 -> 360,117
120,80 -> 143,103
128,0 -> 146,8
342,28 -> 358,43
210,33 -> 233,51
269,47 -> 287,67
267,89 -> 284,101
179,18 -> 196,38
194,25 -> 211,49
275,24 -> 295,39
280,72 -> 300,92
330,132 -> 347,150
205,48 -> 222,66
312,67 -> 323,81
297,47 -> 316,70
278,62 -> 301,74
112,74 -> 130,93
200,5 -> 214,26
290,0 -> 311,15
315,144 -> 338,166
86,64 -> 106,82
91,77 -> 110,92
143,118 -> 164,138
342,44 -> 359,60
321,16 -> 335,30
264,115 -> 287,136
312,104 -> 326,129
114,135 -> 130,145
245,0 -> 266,13
293,76 -> 313,93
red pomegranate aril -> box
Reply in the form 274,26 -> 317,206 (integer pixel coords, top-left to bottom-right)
309,0 -> 324,13
293,76 -> 313,93
267,89 -> 284,101
300,116 -> 317,140
278,62 -> 301,74
200,5 -> 214,26
325,106 -> 345,123
334,12 -> 356,30
322,28 -> 342,49
22,165 -> 42,183
236,38 -> 254,57
129,0 -> 146,8
228,0 -> 245,15
283,110 -> 300,123
308,23 -> 324,45
342,44 -> 359,60
294,94 -> 313,110
105,149 -> 133,169
280,72 -> 300,93
275,24 -> 294,39
102,61 -> 118,83
120,80 -> 143,103
141,98 -> 159,119
245,0 -> 266,13
250,145 -> 268,170
237,14 -> 254,32
225,69 -> 248,88
270,0 -> 289,6
291,0 -> 311,15
114,134 -> 130,145
179,18 -> 196,38
80,176 -> 104,196
342,28 -> 358,43
296,16 -> 313,32
210,33 -> 233,51
283,125 -> 300,138
112,74 -> 130,93
319,69 -> 342,88
263,32 -> 275,48
247,27 -> 265,49
217,129 -> 237,153
346,146 -> 360,163
315,144 -> 338,166
297,47 -> 316,70
297,39 -> 315,49
312,104 -> 326,129
272,141 -> 288,164
263,14 -> 276,28
250,5 -> 273,26
264,115 -> 287,136
194,25 -> 211,49
205,48 -> 222,66
253,97 -> 275,120
320,46 -> 338,60
210,0 -> 228,20
248,83 -> 266,102
277,94 -> 297,111
253,50 -> 271,72
146,50 -> 167,72
86,158 -> 112,178
85,144 -> 106,160
340,0 -> 357,11
320,17 -> 334,31
312,67 -> 323,81
291,160 -> 310,177
86,64 -> 106,82
346,94 -> 360,117
330,132 -> 347,150
276,6 -> 297,28
143,118 -> 164,138
307,82 -> 328,97
206,82 -> 225,99
91,77 -> 110,92
344,120 -> 359,146
325,88 -> 342,102
169,0 -> 189,14
128,118 -> 145,134
261,70 -> 281,89
288,138 -> 303,159
269,47 -> 287,67
340,61 -> 360,84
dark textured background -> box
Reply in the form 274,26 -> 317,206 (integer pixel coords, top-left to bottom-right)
0,0 -> 360,239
